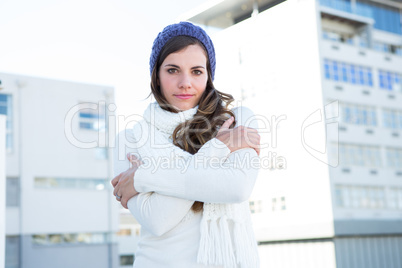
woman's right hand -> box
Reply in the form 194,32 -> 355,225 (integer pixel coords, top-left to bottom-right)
216,116 -> 260,155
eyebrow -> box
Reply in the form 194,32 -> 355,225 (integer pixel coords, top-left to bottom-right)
163,64 -> 205,69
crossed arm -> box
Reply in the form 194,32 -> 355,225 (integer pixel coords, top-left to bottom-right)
112,106 -> 260,236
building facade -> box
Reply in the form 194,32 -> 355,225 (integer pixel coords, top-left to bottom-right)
181,0 -> 402,267
1,114 -> 6,268
1,72 -> 119,268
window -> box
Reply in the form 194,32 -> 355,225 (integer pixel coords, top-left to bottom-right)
320,0 -> 402,35
388,188 -> 402,210
379,70 -> 402,92
116,229 -> 132,236
281,197 -> 286,210
322,29 -> 354,45
338,143 -> 381,167
323,59 -> 373,87
0,94 -> 13,152
271,196 -> 286,211
34,177 -> 107,190
385,147 -> 402,169
120,255 -> 135,266
374,41 -> 402,57
6,177 -> 19,207
382,109 -> 402,130
78,102 -> 106,131
335,185 -> 386,209
249,200 -> 264,213
339,102 -> 377,126
5,236 -> 20,268
32,232 -> 107,246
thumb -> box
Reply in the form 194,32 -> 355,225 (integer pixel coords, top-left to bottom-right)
218,116 -> 234,133
127,153 -> 142,165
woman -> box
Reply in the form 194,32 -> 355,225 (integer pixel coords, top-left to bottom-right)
112,21 -> 261,268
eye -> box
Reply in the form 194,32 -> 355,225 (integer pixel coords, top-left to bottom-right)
193,70 -> 203,75
167,68 -> 178,74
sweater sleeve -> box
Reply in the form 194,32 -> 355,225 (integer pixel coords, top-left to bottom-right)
134,106 -> 261,203
113,129 -> 194,236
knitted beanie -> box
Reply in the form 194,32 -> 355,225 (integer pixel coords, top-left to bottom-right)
149,21 -> 216,81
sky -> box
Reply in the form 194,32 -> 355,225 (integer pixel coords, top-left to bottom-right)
0,0 -> 210,119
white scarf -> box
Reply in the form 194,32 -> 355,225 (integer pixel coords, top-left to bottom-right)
132,102 -> 259,268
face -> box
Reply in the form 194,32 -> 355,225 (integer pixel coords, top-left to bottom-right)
158,44 -> 208,111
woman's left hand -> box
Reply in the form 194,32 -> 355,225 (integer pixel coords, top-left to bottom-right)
111,153 -> 143,209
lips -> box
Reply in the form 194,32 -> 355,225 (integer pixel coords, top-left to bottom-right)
174,94 -> 194,100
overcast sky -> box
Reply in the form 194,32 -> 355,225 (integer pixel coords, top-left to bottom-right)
0,0 -> 210,117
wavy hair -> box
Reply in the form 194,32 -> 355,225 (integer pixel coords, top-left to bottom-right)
150,35 -> 236,212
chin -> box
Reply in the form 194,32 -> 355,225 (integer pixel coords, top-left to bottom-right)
174,103 -> 195,111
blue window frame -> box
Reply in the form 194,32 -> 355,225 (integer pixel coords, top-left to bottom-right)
358,66 -> 365,85
324,60 -> 331,79
342,63 -> 348,82
78,103 -> 106,131
0,94 -> 13,151
367,70 -> 373,86
320,0 -> 402,35
379,70 -> 402,92
350,65 -> 356,84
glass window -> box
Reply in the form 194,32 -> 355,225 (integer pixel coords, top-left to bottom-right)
49,234 -> 62,244
333,61 -> 339,81
0,94 -> 13,152
77,233 -> 92,244
32,234 -> 47,245
120,255 -> 135,266
335,186 -> 344,207
350,65 -> 357,84
281,197 -> 286,210
6,236 -> 20,268
342,63 -> 348,82
78,102 -> 106,131
382,109 -> 402,130
386,147 -> 402,168
358,66 -> 365,85
34,177 -> 107,190
63,234 -> 77,243
271,198 -> 277,211
398,189 -> 402,209
324,59 -> 331,79
95,147 -> 108,160
6,177 -> 19,207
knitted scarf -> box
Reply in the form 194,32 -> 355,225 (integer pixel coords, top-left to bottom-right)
132,102 -> 259,268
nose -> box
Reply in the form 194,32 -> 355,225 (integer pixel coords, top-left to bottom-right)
178,73 -> 191,89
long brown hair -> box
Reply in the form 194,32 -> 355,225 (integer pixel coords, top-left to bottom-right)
150,35 -> 236,212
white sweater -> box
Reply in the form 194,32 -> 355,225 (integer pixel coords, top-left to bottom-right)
113,106 -> 260,268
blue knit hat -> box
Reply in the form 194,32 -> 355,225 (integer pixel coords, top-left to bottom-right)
149,21 -> 216,80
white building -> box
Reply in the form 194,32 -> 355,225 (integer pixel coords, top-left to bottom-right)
1,72 -> 119,268
181,0 -> 402,267
1,112 -> 6,268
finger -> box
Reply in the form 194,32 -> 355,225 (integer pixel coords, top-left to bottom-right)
127,153 -> 143,166
218,116 -> 234,133
113,186 -> 119,197
111,176 -> 119,187
121,198 -> 128,209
